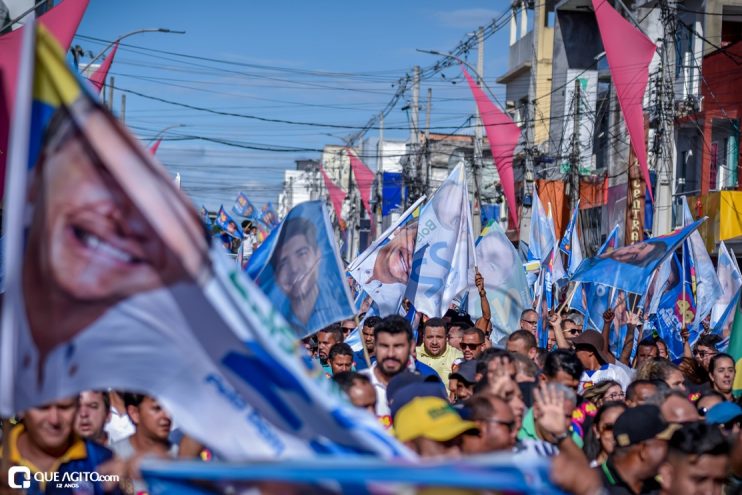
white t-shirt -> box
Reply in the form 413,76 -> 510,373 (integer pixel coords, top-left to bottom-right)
104,406 -> 135,445
579,363 -> 633,393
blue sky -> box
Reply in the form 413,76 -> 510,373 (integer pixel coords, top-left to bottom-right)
75,0 -> 513,209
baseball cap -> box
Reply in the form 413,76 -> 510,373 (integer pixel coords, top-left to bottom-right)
449,360 -> 478,385
613,405 -> 679,447
572,330 -> 613,364
705,402 -> 742,425
387,371 -> 447,418
394,396 -> 479,443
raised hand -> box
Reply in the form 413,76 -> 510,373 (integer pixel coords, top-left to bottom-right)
475,271 -> 485,295
533,383 -> 568,442
602,309 -> 614,323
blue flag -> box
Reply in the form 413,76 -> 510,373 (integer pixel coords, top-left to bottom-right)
571,219 -> 704,295
260,202 -> 280,229
560,203 -> 583,277
649,255 -> 697,359
232,192 -> 258,219
216,205 -> 243,239
248,201 -> 355,338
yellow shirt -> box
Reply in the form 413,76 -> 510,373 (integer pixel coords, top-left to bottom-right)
415,344 -> 463,390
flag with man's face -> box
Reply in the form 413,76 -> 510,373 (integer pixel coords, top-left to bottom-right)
0,25 -> 407,461
246,200 -> 355,338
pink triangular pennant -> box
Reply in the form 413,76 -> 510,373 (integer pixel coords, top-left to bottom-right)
0,0 -> 90,198
88,41 -> 118,93
462,67 -> 521,228
592,0 -> 656,202
320,165 -> 347,225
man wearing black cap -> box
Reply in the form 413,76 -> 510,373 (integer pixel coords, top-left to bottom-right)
572,330 -> 632,392
449,360 -> 478,403
597,405 -> 678,494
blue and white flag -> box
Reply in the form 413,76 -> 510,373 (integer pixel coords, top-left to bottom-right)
348,197 -> 426,315
232,191 -> 258,219
1,26 -> 406,461
560,203 -> 584,276
527,187 -> 555,263
711,241 -> 742,334
217,205 -> 243,239
467,221 -> 532,343
260,202 -> 281,229
571,219 -> 704,295
568,224 -> 621,329
406,163 -> 477,317
650,256 -> 697,359
248,201 -> 355,338
681,197 -> 722,326
200,205 -> 212,227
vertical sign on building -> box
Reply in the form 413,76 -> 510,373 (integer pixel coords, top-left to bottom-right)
625,148 -> 645,245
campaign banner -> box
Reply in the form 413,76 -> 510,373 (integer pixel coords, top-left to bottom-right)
467,220 -> 532,343
260,202 -> 280,229
711,241 -> 742,334
571,219 -> 704,295
216,205 -> 243,239
527,187 -> 555,263
560,203 -> 584,276
0,26 -> 406,461
406,163 -> 476,317
681,197 -> 721,326
650,256 -> 697,360
348,196 -> 425,315
232,191 -> 258,219
200,205 -> 212,226
248,200 -> 355,338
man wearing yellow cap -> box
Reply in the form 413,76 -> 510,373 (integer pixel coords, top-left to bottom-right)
393,396 -> 479,458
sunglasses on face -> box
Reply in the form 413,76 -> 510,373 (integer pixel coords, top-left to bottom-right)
694,350 -> 717,358
460,343 -> 483,350
605,392 -> 625,401
522,320 -> 538,325
565,328 -> 581,336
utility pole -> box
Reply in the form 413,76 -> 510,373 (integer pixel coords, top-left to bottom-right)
652,0 -> 677,235
472,26 -> 485,235
120,94 -> 126,123
424,87 -> 432,195
108,76 -> 115,112
411,65 -> 421,200
377,111 -> 384,234
569,79 -> 581,210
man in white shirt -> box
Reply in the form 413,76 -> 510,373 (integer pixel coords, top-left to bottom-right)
571,330 -> 632,392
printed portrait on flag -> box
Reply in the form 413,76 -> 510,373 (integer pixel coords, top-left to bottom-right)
19,95 -> 208,390
251,201 -> 355,338
598,238 -> 669,267
348,199 -> 424,315
572,220 -> 702,295
2,26 -> 405,461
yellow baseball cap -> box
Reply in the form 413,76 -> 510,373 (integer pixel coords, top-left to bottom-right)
394,397 -> 479,443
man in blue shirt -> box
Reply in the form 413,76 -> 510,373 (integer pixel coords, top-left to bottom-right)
354,316 -> 380,371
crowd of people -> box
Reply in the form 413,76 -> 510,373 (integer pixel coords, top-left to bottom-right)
4,273 -> 742,494
315,294 -> 742,494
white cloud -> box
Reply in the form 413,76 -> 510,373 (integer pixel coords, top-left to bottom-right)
433,8 -> 502,29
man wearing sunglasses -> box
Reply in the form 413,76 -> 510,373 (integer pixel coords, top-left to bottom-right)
460,328 -> 486,361
461,395 -> 517,454
519,309 -> 539,338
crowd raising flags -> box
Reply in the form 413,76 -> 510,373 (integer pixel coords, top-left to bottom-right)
7,5 -> 742,495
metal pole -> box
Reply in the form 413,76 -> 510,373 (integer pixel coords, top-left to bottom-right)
377,112 -> 384,234
81,28 -> 186,73
120,94 -> 126,123
108,76 -> 115,112
472,26 -> 485,235
570,79 -> 581,210
411,65 -> 421,199
424,87 -> 432,195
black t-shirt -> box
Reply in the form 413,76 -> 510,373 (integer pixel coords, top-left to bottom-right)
596,460 -> 660,495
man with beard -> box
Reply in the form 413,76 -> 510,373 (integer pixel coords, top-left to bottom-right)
316,324 -> 343,375
362,315 -> 417,424
416,317 -> 462,390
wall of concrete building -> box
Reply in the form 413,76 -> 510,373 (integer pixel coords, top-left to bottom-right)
532,1 -> 555,146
